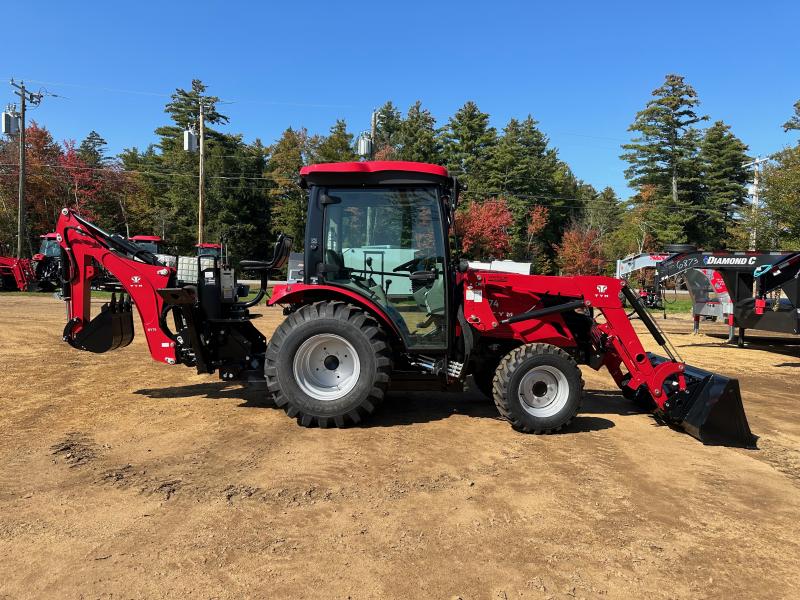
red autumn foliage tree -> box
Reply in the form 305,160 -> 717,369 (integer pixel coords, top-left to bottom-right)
526,205 -> 549,252
553,223 -> 605,274
59,142 -> 103,219
455,197 -> 513,259
0,123 -> 65,246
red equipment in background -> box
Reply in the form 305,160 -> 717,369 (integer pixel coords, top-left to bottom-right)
0,255 -> 36,291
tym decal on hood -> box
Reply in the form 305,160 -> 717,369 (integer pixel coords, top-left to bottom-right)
704,256 -> 757,266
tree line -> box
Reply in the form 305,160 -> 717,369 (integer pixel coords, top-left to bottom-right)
1,75 -> 798,274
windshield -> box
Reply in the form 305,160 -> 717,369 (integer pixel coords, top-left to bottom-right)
197,246 -> 220,257
134,241 -> 159,254
38,239 -> 60,257
322,186 -> 447,350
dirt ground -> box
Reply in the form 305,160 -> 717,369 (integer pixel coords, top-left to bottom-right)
1,295 -> 798,599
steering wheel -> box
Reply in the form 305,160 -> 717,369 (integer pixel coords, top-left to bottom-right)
393,256 -> 439,273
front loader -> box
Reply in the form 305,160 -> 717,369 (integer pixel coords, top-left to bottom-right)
54,161 -> 754,447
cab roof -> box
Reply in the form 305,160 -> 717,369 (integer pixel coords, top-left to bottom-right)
129,235 -> 163,242
300,161 -> 448,178
196,242 -> 222,248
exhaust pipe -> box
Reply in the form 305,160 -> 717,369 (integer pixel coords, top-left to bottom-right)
650,355 -> 756,448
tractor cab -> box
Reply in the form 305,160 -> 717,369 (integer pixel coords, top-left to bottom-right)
196,242 -> 222,258
129,235 -> 164,255
300,161 -> 455,351
36,233 -> 60,259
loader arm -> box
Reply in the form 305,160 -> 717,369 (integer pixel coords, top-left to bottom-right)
56,208 -> 177,363
464,270 -> 754,446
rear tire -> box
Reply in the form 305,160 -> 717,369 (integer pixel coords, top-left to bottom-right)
265,301 -> 393,428
493,343 -> 583,433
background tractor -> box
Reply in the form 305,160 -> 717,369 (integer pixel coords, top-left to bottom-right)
54,161 -> 753,446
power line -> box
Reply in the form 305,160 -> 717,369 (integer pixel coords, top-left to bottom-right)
18,78 -> 358,109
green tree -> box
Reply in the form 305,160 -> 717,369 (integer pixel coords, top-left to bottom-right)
760,146 -> 800,248
396,101 -> 439,163
484,116 -> 564,263
374,101 -> 403,156
78,130 -> 109,167
782,99 -> 800,132
694,121 -> 750,248
314,119 -> 356,163
585,186 -> 622,238
440,101 -> 496,192
120,79 -> 269,259
621,74 -> 708,243
266,127 -> 313,248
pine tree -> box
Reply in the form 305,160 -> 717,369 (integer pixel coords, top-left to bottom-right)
314,119 -> 356,163
374,101 -> 403,156
695,121 -> 750,248
621,74 -> 708,244
440,101 -> 496,192
121,79 -> 269,258
484,116 -> 558,261
396,101 -> 439,163
78,130 -> 109,167
266,128 -> 311,249
782,100 -> 800,132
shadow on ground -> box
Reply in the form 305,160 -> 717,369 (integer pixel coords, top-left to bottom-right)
677,333 -> 800,362
133,381 -> 619,433
134,382 -> 270,406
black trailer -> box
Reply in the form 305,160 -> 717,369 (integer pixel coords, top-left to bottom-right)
656,250 -> 799,346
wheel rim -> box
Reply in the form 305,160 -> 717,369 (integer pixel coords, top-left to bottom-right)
292,334 -> 361,401
518,365 -> 570,417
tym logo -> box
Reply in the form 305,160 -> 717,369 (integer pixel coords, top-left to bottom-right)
704,256 -> 757,266
131,275 -> 142,284
597,285 -> 608,294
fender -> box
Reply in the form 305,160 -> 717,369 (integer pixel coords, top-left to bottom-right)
269,282 -> 404,342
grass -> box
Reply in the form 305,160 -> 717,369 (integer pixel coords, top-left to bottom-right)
661,298 -> 694,314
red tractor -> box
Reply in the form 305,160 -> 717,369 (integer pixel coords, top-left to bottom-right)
30,232 -> 62,291
53,161 -> 753,446
0,255 -> 36,291
128,235 -> 166,255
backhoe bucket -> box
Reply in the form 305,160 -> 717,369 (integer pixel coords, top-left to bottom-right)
67,294 -> 135,353
652,355 -> 755,448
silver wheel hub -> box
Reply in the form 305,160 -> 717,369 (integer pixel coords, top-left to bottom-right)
293,334 -> 360,401
518,365 -> 570,417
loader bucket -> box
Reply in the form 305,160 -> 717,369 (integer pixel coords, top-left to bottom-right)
651,355 -> 756,448
67,294 -> 135,353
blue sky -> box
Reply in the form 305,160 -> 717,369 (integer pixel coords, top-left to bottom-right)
6,0 -> 799,198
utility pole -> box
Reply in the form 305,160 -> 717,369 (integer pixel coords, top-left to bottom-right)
370,109 -> 377,160
10,80 -> 42,258
198,99 -> 205,244
743,157 -> 769,251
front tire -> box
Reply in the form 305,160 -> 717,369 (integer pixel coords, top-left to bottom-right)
493,343 -> 583,433
265,301 -> 392,428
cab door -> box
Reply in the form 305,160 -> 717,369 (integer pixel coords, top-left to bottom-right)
320,186 -> 448,351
